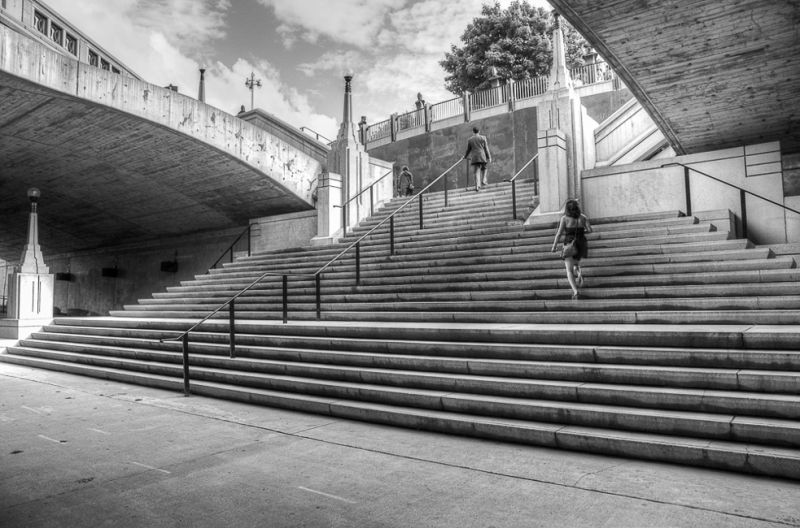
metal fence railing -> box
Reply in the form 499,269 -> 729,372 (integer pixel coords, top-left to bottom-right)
364,61 -> 616,145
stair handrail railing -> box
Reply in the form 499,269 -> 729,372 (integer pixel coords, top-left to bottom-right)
661,161 -> 800,239
504,152 -> 539,220
335,169 -> 393,236
210,224 -> 252,269
162,159 -> 463,396
317,158 -> 464,277
299,126 -> 333,144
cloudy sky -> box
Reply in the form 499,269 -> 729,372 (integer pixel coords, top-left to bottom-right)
44,0 -> 551,140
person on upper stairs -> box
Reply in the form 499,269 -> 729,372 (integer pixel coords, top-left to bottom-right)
398,165 -> 415,196
551,199 -> 593,299
463,126 -> 492,191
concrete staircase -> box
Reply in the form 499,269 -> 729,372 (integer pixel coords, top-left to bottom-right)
3,180 -> 800,479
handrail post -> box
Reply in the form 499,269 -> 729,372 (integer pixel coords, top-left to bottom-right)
444,172 -> 448,207
355,242 -> 361,285
512,180 -> 517,220
740,189 -> 748,240
247,224 -> 251,257
341,204 -> 347,237
683,166 -> 692,216
182,334 -> 190,396
228,299 -> 236,359
390,216 -> 395,255
419,194 -> 424,230
369,185 -> 374,216
315,274 -> 321,319
282,274 -> 288,324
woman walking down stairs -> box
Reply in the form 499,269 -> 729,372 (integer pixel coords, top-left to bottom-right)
2,179 -> 799,480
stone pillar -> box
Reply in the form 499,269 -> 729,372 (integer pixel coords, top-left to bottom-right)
323,73 -> 393,241
528,11 -> 588,223
310,170 -> 342,245
526,129 -> 569,224
1,188 -> 55,339
198,68 -> 206,103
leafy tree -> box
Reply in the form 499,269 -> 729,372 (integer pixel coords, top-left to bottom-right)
440,1 -> 590,95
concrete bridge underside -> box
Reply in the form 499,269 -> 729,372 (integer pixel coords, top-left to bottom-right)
550,0 -> 800,155
0,71 -> 313,261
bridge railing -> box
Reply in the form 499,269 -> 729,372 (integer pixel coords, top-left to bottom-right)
363,61 -> 617,147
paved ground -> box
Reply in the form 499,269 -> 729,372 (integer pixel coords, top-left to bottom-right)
1,360 -> 799,528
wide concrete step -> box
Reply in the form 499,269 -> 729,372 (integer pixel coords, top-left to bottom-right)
1,352 -> 798,480
35,326 -> 800,370
184,237 -> 747,288
15,338 -> 800,400
216,222 -> 716,274
37,317 -> 800,349
153,258 -> 800,304
131,288 -> 800,317
167,253 -> 786,298
108,305 -> 800,325
147,274 -> 800,306
7,345 -> 800,445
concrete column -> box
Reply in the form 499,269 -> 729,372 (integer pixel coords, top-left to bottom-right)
463,91 -> 471,122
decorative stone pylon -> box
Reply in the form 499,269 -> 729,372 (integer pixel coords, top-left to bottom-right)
527,12 -> 587,224
1,188 -> 55,339
313,73 -> 369,244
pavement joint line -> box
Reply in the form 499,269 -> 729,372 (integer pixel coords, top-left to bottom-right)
92,390 -> 800,527
297,486 -> 357,504
88,428 -> 111,435
131,461 -> 171,474
37,434 -> 65,444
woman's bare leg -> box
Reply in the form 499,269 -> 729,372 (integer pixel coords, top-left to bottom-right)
564,257 -> 579,296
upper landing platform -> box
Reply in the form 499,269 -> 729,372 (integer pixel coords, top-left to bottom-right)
550,0 -> 800,156
0,25 -> 319,261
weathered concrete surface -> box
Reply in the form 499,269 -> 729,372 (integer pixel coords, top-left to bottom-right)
368,107 -> 540,192
0,25 -> 320,261
1,362 -> 799,528
549,0 -> 800,155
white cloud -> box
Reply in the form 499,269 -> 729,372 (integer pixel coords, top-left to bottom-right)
257,0 -> 403,48
205,59 -> 338,138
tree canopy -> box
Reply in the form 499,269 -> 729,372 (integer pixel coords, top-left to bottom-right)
440,1 -> 590,95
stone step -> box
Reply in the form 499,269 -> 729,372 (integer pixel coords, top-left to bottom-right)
15,338 -> 800,401
217,221 -> 715,273
119,293 -> 800,318
149,267 -> 800,303
240,209 -> 691,261
140,280 -> 800,308
2,353 -> 797,479
31,327 -> 800,370
183,236 -> 744,287
109,305 -> 800,325
167,253 -> 785,297
7,345 -> 800,444
39,318 -> 800,351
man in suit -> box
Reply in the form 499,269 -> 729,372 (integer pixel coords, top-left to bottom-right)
463,126 -> 492,191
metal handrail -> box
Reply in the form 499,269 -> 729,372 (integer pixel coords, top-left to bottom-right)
299,126 -> 333,144
661,161 -> 800,239
504,153 -> 539,220
316,158 -> 464,276
210,224 -> 252,269
163,159 -> 463,395
335,169 -> 393,235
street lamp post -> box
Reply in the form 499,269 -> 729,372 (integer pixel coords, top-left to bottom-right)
245,72 -> 262,110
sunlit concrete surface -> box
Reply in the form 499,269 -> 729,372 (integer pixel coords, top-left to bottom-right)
2,362 -> 799,528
